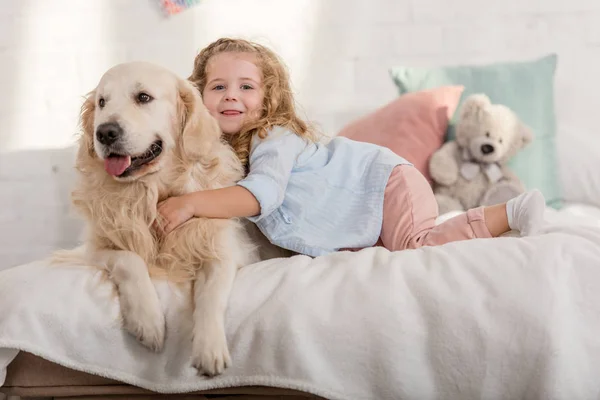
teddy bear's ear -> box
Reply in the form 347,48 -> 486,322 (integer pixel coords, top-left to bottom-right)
519,122 -> 534,147
459,94 -> 491,122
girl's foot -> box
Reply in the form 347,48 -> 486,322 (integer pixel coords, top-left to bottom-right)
506,189 -> 546,236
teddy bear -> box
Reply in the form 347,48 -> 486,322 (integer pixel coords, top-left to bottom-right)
428,93 -> 534,215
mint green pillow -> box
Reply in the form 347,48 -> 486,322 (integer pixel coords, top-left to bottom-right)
389,54 -> 561,209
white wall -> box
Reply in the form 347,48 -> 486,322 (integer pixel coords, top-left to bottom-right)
1,0 -> 599,269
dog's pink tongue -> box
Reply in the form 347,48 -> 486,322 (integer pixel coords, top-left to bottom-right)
104,155 -> 131,176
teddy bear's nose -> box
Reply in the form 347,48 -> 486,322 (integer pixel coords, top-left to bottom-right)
481,144 -> 495,154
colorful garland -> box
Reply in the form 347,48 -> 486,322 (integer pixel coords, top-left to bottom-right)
160,0 -> 201,16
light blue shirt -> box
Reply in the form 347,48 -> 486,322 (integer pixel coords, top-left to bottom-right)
237,126 -> 411,257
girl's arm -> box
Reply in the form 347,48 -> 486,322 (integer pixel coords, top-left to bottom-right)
184,185 -> 260,219
156,185 -> 259,234
237,128 -> 309,222
188,128 -> 308,220
157,128 -> 307,234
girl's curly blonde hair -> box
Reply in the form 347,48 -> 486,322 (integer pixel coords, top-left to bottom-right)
189,37 -> 318,169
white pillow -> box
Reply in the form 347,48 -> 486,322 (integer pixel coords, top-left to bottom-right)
556,124 -> 600,207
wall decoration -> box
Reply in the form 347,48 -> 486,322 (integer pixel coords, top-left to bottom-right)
160,0 -> 201,16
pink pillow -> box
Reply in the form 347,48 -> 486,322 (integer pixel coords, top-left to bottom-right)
337,85 -> 465,184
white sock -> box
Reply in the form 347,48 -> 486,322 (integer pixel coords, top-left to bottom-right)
505,189 -> 546,236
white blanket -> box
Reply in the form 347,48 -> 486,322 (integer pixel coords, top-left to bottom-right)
2,220 -> 600,399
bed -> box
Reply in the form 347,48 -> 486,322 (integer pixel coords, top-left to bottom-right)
2,202 -> 600,400
3,52 -> 600,400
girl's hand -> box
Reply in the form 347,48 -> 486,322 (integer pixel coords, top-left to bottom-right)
155,186 -> 259,235
156,194 -> 196,235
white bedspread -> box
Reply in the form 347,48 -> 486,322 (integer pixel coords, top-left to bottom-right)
2,215 -> 600,399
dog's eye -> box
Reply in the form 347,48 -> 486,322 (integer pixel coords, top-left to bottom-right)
98,98 -> 105,108
137,92 -> 153,104
485,132 -> 490,137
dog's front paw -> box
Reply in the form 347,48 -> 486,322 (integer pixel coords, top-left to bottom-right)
191,330 -> 231,376
120,297 -> 166,352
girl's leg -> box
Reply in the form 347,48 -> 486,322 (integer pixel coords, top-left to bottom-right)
476,190 -> 546,237
380,165 -> 545,251
483,203 -> 510,237
380,165 -> 492,251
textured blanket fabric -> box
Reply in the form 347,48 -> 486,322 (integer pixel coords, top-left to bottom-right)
1,222 -> 600,400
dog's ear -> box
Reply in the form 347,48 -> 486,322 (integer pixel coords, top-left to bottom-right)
77,90 -> 97,162
177,78 -> 221,162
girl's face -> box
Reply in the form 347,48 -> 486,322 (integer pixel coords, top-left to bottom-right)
202,52 -> 264,136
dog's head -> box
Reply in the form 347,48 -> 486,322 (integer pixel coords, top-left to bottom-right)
78,61 -> 220,181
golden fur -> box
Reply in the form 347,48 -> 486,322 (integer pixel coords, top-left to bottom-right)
55,61 -> 258,376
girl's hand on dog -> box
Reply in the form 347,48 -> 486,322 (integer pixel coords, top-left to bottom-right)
155,186 -> 260,235
156,195 -> 195,235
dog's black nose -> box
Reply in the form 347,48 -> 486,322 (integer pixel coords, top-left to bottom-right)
481,144 -> 495,155
96,122 -> 123,146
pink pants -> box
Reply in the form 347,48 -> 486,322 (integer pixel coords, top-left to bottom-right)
378,165 -> 492,251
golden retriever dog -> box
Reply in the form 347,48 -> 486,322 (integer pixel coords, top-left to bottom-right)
57,61 -> 259,376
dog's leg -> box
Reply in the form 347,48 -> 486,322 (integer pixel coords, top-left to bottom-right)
92,249 -> 166,352
191,256 -> 237,376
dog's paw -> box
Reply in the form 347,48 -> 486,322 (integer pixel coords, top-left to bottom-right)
191,330 -> 231,376
121,300 -> 166,352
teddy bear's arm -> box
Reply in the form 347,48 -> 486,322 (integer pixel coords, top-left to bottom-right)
429,141 -> 460,186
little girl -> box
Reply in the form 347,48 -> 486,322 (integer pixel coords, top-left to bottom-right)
157,38 -> 546,257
